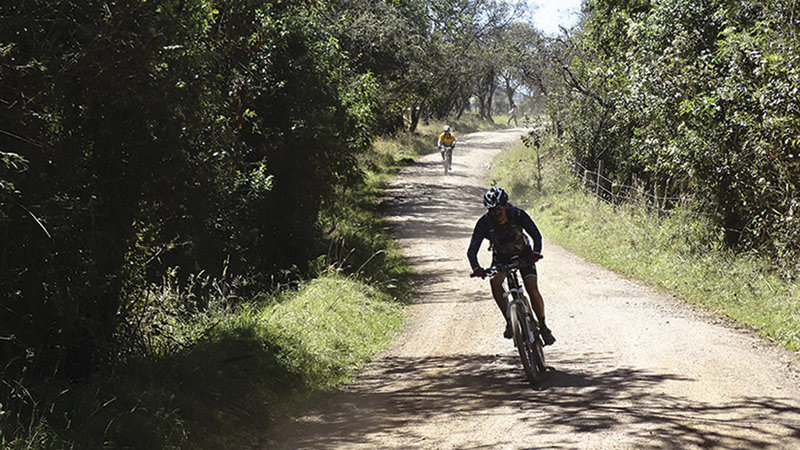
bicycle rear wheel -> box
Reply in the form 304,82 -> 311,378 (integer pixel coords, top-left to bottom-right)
510,302 -> 536,385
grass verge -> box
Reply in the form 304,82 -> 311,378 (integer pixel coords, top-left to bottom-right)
489,134 -> 800,351
0,274 -> 405,449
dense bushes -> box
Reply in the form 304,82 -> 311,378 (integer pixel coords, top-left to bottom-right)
0,0 -> 538,392
0,0 -> 377,400
556,0 -> 800,274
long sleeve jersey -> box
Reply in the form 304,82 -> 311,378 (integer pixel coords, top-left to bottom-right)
466,204 -> 542,270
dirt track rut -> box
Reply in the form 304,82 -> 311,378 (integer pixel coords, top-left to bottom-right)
263,129 -> 800,449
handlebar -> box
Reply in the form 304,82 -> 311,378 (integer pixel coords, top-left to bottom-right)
469,254 -> 543,278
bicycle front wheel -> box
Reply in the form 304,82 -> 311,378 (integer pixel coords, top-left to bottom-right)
532,330 -> 546,375
510,302 -> 536,385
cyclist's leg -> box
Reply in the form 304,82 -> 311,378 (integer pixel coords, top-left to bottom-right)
523,273 -> 555,345
490,272 -> 513,338
489,272 -> 508,315
522,274 -> 545,320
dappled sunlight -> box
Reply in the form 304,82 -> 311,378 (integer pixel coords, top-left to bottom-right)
265,350 -> 800,449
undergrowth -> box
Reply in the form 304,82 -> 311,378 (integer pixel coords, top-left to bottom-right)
0,120 -> 431,448
0,274 -> 404,449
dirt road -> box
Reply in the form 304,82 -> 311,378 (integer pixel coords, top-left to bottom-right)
264,129 -> 800,448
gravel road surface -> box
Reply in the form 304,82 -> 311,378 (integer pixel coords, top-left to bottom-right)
262,129 -> 800,449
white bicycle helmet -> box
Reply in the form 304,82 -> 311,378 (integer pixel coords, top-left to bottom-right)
483,187 -> 508,209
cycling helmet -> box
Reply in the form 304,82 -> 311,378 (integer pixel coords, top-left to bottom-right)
483,187 -> 508,209
443,125 -> 451,132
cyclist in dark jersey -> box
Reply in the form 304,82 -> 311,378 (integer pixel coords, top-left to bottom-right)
467,187 -> 556,345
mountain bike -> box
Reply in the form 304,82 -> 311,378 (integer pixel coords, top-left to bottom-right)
474,255 -> 547,385
439,145 -> 454,175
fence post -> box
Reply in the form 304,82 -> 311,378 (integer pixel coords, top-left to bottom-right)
612,182 -> 618,205
596,160 -> 602,200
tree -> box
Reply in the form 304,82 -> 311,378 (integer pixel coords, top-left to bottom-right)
328,0 -> 529,131
0,0 -> 379,384
547,0 -> 800,272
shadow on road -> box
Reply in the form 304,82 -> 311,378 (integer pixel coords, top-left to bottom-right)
379,174 -> 487,238
266,352 -> 800,448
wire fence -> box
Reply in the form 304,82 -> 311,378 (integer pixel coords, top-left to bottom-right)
570,159 -> 712,218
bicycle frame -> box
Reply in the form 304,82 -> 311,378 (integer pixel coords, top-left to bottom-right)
484,257 -> 547,385
502,266 -> 534,322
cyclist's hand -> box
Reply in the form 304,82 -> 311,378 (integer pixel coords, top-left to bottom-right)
531,253 -> 542,264
471,267 -> 486,279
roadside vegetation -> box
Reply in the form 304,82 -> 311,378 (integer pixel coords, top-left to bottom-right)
4,0 -> 799,447
484,0 -> 800,353
0,140 -> 412,448
542,0 -> 800,274
0,112 -> 499,449
491,133 -> 800,352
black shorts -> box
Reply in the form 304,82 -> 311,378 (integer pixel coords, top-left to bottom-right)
491,250 -> 538,278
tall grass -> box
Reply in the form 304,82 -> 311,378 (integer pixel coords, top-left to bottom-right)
262,276 -> 404,388
490,134 -> 800,351
0,274 -> 404,449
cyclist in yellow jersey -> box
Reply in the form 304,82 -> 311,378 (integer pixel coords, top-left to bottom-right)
437,125 -> 456,160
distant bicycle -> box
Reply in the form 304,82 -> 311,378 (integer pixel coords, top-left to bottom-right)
439,144 -> 454,175
473,255 -> 547,385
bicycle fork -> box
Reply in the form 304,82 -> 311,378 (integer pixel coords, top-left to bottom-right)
504,289 -> 536,344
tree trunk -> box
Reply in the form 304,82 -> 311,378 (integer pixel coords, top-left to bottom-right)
504,77 -> 515,108
409,101 -> 422,133
456,94 -> 470,119
485,74 -> 495,121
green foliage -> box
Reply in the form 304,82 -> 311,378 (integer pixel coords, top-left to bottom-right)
0,74 -> 417,446
0,274 -> 404,449
0,0 -> 379,429
0,0 -> 535,446
555,0 -> 800,273
328,0 -> 529,131
263,276 -> 405,387
539,190 -> 800,351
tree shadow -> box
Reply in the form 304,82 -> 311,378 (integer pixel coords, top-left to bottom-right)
378,181 -> 483,243
263,351 -> 800,448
